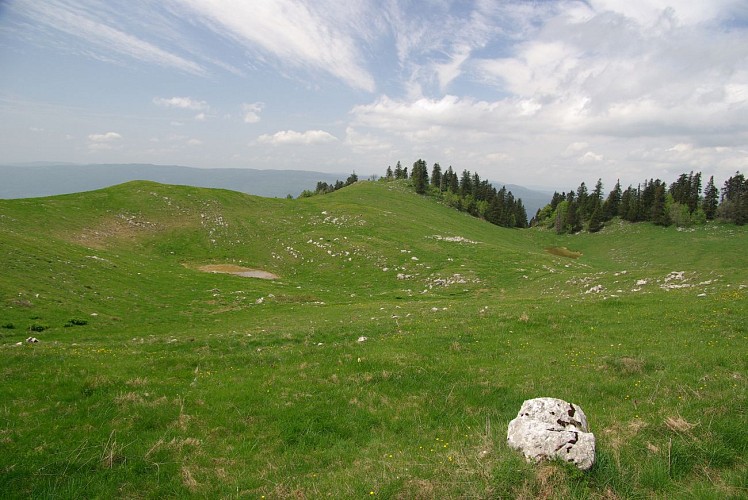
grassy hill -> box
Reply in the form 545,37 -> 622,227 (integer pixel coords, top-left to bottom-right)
1,180 -> 746,498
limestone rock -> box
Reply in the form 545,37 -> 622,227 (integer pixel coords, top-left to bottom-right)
507,397 -> 596,470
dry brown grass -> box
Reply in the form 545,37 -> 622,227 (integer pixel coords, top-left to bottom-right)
181,466 -> 198,491
665,415 -> 697,433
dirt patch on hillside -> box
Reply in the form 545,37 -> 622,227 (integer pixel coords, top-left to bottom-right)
546,246 -> 583,259
196,264 -> 279,280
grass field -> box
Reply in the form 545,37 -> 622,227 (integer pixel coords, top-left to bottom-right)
1,180 -> 746,498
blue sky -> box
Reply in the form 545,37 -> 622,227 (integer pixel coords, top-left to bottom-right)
1,0 -> 747,190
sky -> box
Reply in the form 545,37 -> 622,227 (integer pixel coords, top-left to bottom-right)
1,0 -> 747,190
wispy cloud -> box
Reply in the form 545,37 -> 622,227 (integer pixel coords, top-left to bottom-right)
173,0 -> 375,91
257,130 -> 338,145
11,0 -> 206,76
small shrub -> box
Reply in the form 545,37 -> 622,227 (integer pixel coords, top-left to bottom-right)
28,323 -> 48,332
1,323 -> 14,329
64,318 -> 88,327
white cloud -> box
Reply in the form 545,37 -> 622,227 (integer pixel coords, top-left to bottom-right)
174,0 -> 375,91
87,131 -> 122,151
242,102 -> 264,124
153,96 -> 209,111
257,130 -> 338,145
578,151 -> 605,164
194,113 -> 207,122
88,132 -> 122,142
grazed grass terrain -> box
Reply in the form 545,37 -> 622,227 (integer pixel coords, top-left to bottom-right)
1,180 -> 746,498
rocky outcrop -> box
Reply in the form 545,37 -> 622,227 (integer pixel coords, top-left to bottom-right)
507,397 -> 596,470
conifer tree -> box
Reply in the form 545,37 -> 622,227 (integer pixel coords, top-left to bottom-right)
604,179 -> 622,220
459,170 -> 472,197
588,201 -> 603,232
431,163 -> 442,189
651,182 -> 670,225
448,167 -> 459,192
411,159 -> 428,194
394,161 -> 403,179
702,175 -> 719,220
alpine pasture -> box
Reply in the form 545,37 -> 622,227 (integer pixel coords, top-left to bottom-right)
1,180 -> 745,498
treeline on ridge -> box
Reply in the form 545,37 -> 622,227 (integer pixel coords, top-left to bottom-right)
534,171 -> 748,234
302,159 -> 529,229
298,172 -> 359,197
301,162 -> 747,234
381,159 -> 528,229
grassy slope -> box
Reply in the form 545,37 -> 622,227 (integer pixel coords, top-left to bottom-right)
0,180 -> 746,498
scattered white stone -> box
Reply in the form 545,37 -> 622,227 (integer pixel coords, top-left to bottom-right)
431,235 -> 479,244
664,271 -> 685,282
255,297 -> 264,304
636,279 -> 647,286
26,337 -> 39,343
411,256 -> 419,261
585,285 -> 604,294
507,397 -> 596,471
697,293 -> 707,297
357,336 -> 367,343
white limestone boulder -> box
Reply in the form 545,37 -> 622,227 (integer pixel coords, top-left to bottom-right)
507,397 -> 596,470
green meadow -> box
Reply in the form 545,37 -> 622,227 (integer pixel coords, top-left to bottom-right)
1,180 -> 746,498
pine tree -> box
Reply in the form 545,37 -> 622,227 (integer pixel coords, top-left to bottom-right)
448,167 -> 459,192
576,182 -> 590,218
719,172 -> 747,224
603,179 -> 622,220
411,159 -> 428,194
588,201 -> 603,232
431,163 -> 442,189
385,166 -> 393,179
689,172 -> 702,213
702,176 -> 719,220
394,161 -> 403,179
565,200 -> 582,233
651,182 -> 670,226
459,170 -> 472,197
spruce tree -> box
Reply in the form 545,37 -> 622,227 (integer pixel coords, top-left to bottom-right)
459,170 -> 472,197
431,163 -> 442,189
651,182 -> 670,225
394,161 -> 403,179
702,176 -> 719,220
411,159 -> 428,194
604,180 -> 622,220
588,201 -> 603,232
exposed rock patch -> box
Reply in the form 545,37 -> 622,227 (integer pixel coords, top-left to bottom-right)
195,264 -> 279,280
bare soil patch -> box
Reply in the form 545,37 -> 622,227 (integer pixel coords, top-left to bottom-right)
196,264 -> 279,280
546,246 -> 582,259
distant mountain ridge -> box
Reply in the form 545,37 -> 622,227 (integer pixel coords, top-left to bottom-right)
0,163 -> 345,200
0,163 -> 550,215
